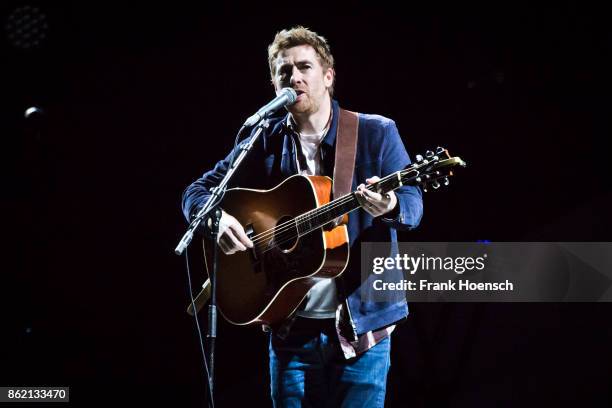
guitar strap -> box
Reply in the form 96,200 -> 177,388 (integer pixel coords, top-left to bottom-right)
332,109 -> 359,199
330,109 -> 359,341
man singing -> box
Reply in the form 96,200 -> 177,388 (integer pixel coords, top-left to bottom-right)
182,26 -> 423,407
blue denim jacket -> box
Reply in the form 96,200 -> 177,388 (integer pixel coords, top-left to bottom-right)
182,100 -> 423,335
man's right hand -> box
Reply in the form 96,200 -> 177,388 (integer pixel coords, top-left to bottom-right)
217,210 -> 254,255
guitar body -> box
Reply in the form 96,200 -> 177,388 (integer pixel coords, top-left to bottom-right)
202,174 -> 350,326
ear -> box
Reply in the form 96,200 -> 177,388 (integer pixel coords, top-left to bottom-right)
323,67 -> 334,88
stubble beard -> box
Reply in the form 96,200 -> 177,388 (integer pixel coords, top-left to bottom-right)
289,94 -> 320,117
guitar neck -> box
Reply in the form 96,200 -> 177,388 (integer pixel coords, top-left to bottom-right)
294,192 -> 360,235
294,171 -> 411,235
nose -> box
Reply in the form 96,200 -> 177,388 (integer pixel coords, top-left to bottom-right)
290,66 -> 303,86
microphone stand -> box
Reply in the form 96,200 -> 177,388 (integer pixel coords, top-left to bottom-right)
175,118 -> 270,407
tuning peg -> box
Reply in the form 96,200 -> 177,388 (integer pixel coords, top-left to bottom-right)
443,177 -> 450,186
432,181 -> 440,189
422,185 -> 428,193
436,146 -> 445,154
426,150 -> 434,158
415,154 -> 423,162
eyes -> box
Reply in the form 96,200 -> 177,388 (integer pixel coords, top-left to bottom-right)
278,63 -> 312,80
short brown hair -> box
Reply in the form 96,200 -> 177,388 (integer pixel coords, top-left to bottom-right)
267,26 -> 335,96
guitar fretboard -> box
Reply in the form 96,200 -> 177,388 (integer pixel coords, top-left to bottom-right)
293,170 -> 412,236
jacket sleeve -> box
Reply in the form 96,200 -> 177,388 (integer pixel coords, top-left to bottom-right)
181,135 -> 258,223
379,120 -> 423,231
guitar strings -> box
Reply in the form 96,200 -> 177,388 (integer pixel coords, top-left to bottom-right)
248,167 -> 429,254
267,155 -> 451,247
256,204 -> 363,256
249,173 -> 402,248
248,177 -> 399,254
249,180 -> 378,246
249,190 -> 357,249
253,177 -> 400,254
215,156 -> 446,255
254,202 -> 360,255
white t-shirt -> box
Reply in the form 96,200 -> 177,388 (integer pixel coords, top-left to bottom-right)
294,128 -> 339,319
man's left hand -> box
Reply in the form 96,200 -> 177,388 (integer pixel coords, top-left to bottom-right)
355,176 -> 398,217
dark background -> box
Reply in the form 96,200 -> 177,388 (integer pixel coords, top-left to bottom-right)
2,1 -> 611,406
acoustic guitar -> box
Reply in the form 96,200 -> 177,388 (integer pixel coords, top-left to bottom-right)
190,147 -> 465,326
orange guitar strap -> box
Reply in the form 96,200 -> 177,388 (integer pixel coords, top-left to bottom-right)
332,109 -> 359,199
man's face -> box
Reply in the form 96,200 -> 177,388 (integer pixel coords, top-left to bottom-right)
272,44 -> 334,116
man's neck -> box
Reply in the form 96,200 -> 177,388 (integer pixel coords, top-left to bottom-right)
292,97 -> 332,135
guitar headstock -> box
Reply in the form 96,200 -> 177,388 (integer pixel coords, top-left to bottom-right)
403,147 -> 466,192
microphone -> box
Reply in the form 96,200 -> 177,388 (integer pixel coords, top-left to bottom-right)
243,88 -> 297,127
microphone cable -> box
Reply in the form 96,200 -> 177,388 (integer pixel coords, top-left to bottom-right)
184,248 -> 215,408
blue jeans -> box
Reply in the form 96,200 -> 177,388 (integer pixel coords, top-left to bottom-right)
269,318 -> 391,408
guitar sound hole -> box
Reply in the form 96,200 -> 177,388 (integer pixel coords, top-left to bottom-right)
274,215 -> 299,252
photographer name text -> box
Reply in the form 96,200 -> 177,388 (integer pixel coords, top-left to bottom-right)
373,279 -> 514,292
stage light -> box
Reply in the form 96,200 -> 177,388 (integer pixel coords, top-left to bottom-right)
24,106 -> 44,119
